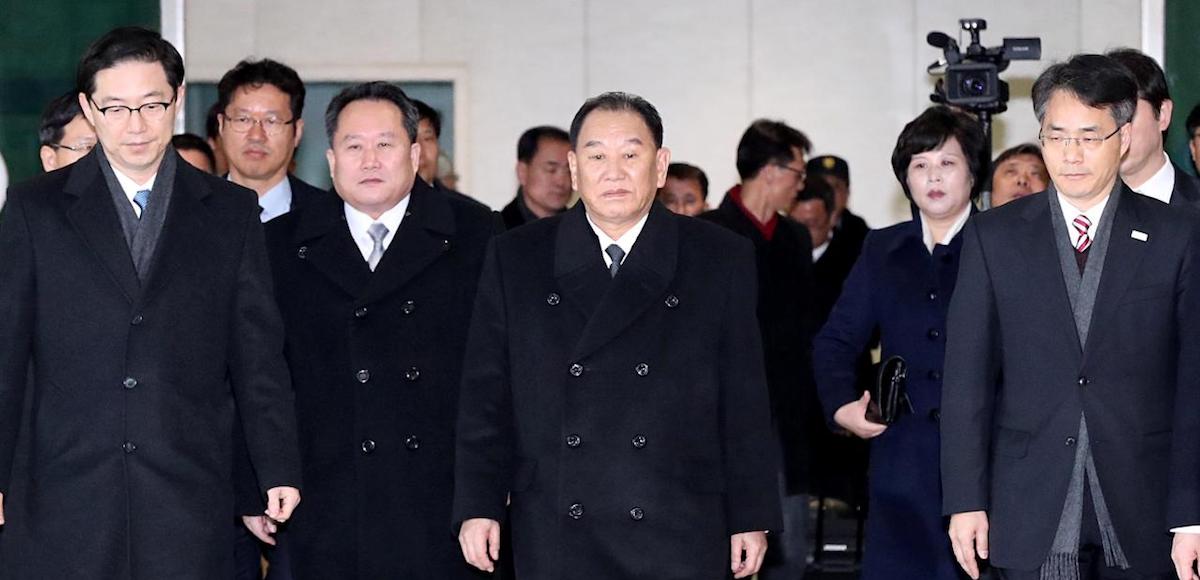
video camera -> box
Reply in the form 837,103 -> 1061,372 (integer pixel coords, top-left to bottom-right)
927,18 -> 1041,114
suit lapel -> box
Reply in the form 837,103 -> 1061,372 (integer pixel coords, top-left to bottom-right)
1170,164 -> 1200,208
138,161 -> 214,304
293,193 -> 371,299
1081,188 -> 1146,358
1018,195 -> 1084,355
359,180 -> 456,305
554,205 -> 610,320
569,203 -> 678,361
63,152 -> 139,303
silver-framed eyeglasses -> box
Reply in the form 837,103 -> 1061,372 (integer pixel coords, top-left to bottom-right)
1038,126 -> 1122,151
50,142 -> 96,154
222,113 -> 296,136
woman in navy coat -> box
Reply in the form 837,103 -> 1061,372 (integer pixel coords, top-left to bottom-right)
814,106 -> 985,580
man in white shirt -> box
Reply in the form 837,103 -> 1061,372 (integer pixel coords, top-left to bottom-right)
1107,48 -> 1200,208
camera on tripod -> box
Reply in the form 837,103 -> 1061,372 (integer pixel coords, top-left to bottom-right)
927,18 -> 1041,113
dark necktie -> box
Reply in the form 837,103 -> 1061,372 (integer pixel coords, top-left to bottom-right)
605,244 -> 625,278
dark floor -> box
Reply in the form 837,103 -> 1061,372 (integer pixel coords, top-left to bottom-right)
803,499 -> 863,580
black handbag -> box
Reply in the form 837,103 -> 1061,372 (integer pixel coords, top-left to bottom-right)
866,355 -> 914,425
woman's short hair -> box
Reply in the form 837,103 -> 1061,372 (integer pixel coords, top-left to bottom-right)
890,105 -> 987,201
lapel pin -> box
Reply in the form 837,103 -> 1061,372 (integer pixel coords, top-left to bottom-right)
1130,230 -> 1148,242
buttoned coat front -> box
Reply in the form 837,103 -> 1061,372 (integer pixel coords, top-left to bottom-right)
260,179 -> 499,579
0,150 -> 301,579
453,202 -> 782,580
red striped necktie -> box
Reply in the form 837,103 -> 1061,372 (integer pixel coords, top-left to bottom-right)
1073,214 -> 1092,253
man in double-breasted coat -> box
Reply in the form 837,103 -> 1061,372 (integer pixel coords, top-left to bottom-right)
0,27 -> 301,579
245,81 -> 499,579
454,92 -> 782,580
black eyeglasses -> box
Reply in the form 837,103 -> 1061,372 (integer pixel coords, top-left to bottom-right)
88,94 -> 177,122
221,113 -> 297,136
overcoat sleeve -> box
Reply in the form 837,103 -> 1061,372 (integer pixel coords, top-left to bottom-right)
1167,221 -> 1200,529
0,187 -> 34,495
226,204 -> 302,493
719,239 -> 783,534
940,219 -> 999,516
452,239 -> 514,527
813,233 -> 878,427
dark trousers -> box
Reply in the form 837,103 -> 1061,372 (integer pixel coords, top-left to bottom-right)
234,522 -> 294,580
996,487 -> 1172,580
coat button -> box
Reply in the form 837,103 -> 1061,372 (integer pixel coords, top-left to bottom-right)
356,369 -> 371,384
401,300 -> 416,315
928,290 -> 938,300
929,408 -> 941,422
122,441 -> 137,454
122,377 -> 138,390
441,240 -> 451,252
547,293 -> 561,306
361,439 -> 376,454
354,307 -> 369,319
569,363 -> 584,377
629,507 -> 645,521
405,367 -> 421,382
927,328 -> 941,340
634,363 -> 649,377
1077,376 -> 1089,386
405,435 -> 421,450
130,314 -> 144,326
664,295 -> 679,308
1065,437 -> 1076,447
566,434 -> 582,448
928,370 -> 942,381
297,246 -> 308,259
567,503 -> 584,519
631,434 -> 647,449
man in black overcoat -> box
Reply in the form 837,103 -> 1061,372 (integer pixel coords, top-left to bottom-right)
454,92 -> 782,580
245,82 -> 498,579
941,54 -> 1200,580
0,27 -> 301,579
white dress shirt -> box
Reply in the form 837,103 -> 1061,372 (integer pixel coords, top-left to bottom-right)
344,195 -> 410,265
230,175 -> 293,223
1130,152 -> 1175,205
920,204 -> 971,253
812,237 -> 831,262
586,210 -> 649,268
112,167 -> 157,218
1057,192 -> 1109,250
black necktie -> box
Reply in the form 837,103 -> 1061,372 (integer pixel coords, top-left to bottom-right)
605,244 -> 625,278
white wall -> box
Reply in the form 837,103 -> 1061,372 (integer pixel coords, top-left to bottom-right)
185,0 -> 1144,227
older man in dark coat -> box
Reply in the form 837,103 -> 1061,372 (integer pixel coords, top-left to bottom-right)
245,82 -> 499,580
0,27 -> 301,579
454,92 -> 781,580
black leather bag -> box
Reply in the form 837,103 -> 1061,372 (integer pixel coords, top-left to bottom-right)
866,355 -> 914,425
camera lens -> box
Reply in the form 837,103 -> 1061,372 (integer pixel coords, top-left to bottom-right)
961,75 -> 988,96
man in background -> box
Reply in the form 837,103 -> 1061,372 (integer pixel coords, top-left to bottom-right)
500,125 -> 571,229
172,133 -> 216,173
807,154 -> 869,247
990,143 -> 1048,207
38,90 -> 96,172
657,161 -> 708,216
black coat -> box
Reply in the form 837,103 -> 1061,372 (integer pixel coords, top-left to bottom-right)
286,174 -> 328,212
261,179 -> 499,579
0,150 -> 301,579
453,202 -> 782,580
699,198 -> 821,494
1171,162 -> 1200,208
500,195 -> 530,230
942,187 -> 1200,574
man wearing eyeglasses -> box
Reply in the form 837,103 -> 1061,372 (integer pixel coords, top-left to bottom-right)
38,90 -> 96,172
942,53 -> 1200,580
0,27 -> 302,579
217,58 -> 325,224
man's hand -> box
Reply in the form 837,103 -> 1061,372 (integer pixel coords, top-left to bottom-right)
949,511 -> 989,579
730,531 -> 767,579
459,518 -> 501,572
1172,532 -> 1200,580
242,515 -> 279,545
834,391 -> 887,439
265,486 -> 300,523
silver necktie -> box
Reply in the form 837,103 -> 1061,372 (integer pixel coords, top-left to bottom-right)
367,222 -> 389,271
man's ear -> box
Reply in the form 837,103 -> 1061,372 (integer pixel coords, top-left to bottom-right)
567,152 -> 579,193
1157,99 -> 1174,133
516,160 -> 529,187
40,146 -> 58,172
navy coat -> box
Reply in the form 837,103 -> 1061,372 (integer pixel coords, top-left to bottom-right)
813,214 -> 966,580
453,202 -> 782,580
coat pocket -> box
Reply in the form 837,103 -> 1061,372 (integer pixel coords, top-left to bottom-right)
1118,282 -> 1172,306
993,427 -> 1030,458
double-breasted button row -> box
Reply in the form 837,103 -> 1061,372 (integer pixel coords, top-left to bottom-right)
356,369 -> 371,384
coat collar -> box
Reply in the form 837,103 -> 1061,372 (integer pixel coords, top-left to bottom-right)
63,150 -> 214,305
1079,182 -> 1148,359
291,177 -> 456,303
556,202 -> 679,361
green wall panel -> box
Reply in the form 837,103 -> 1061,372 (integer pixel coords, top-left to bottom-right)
1166,0 -> 1200,175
